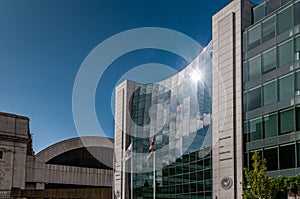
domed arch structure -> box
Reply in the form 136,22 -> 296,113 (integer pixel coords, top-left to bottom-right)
35,136 -> 114,168
25,136 -> 114,191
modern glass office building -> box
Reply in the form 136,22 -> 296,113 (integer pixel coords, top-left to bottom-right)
129,45 -> 212,199
243,0 -> 300,175
114,0 -> 300,198
114,44 -> 212,199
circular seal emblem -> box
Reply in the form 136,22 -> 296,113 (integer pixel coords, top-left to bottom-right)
221,177 -> 233,190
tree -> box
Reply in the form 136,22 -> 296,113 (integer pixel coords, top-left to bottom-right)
284,175 -> 300,198
242,151 -> 279,199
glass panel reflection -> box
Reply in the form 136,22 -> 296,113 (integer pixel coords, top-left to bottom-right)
279,73 -> 294,101
253,2 -> 266,23
249,117 -> 262,141
277,5 -> 292,35
262,15 -> 276,43
248,25 -> 261,50
279,108 -> 294,134
262,48 -> 276,73
248,87 -> 262,111
264,113 -> 277,138
278,39 -> 293,67
263,80 -> 277,105
249,55 -> 261,80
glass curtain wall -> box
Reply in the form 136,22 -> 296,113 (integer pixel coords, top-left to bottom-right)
129,47 -> 212,199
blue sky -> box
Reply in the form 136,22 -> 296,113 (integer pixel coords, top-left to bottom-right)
0,0 -> 260,152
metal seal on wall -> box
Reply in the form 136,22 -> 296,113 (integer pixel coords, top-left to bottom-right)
221,177 -> 233,190
115,191 -> 120,198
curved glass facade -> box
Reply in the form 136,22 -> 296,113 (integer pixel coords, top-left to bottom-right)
127,42 -> 212,198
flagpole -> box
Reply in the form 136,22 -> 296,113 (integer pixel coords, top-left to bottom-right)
153,150 -> 156,199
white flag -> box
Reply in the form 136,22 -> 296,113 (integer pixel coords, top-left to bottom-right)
123,143 -> 132,161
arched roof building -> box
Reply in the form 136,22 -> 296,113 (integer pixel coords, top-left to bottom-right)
26,136 -> 114,189
0,112 -> 114,199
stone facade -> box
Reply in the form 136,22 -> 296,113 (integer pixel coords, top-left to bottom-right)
114,80 -> 141,199
0,112 -> 114,199
0,112 -> 30,198
212,0 -> 253,198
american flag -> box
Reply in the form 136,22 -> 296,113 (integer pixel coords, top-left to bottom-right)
147,135 -> 155,161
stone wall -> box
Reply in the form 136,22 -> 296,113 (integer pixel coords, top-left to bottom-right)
0,112 -> 30,198
212,0 -> 253,198
10,188 -> 112,199
0,112 -> 114,198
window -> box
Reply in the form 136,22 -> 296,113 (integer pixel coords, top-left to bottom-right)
204,158 -> 211,170
277,5 -> 292,35
176,184 -> 182,193
262,15 -> 276,42
197,170 -> 203,181
190,182 -> 197,192
295,36 -> 300,61
278,39 -> 293,67
243,61 -> 248,83
264,147 -> 278,171
263,80 -> 277,105
295,0 -> 300,27
248,25 -> 261,50
249,150 -> 262,170
243,32 -> 247,53
279,73 -> 294,101
264,113 -> 277,138
279,108 -> 295,134
0,150 -> 3,160
243,92 -> 248,113
204,169 -> 211,180
248,55 -> 261,80
204,180 -> 212,191
297,143 -> 300,167
249,117 -> 262,141
296,107 -> 300,131
266,0 -> 280,15
253,2 -> 266,23
197,181 -> 204,192
279,144 -> 295,169
262,48 -> 276,73
296,71 -> 300,92
244,121 -> 249,142
182,154 -> 189,163
248,87 -> 261,111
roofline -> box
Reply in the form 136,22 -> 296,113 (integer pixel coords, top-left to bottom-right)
0,111 -> 29,120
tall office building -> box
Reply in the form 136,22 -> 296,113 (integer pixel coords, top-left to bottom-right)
114,0 -> 300,198
242,0 -> 300,182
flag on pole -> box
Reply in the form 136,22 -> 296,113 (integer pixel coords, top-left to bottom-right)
147,135 -> 156,161
123,143 -> 132,161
